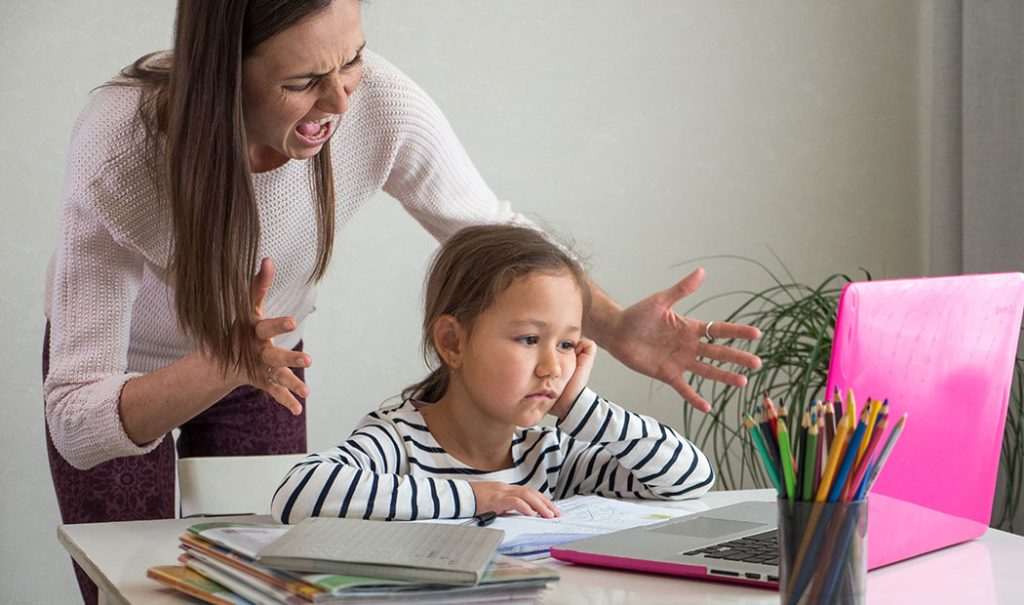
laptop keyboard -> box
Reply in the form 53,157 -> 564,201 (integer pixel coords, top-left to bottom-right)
683,529 -> 778,566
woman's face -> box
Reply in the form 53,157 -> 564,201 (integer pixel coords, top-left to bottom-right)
241,0 -> 364,172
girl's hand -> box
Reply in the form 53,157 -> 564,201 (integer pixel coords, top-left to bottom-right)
470,482 -> 561,519
550,338 -> 597,420
245,258 -> 311,415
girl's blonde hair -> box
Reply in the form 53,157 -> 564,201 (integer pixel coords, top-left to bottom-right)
402,224 -> 590,403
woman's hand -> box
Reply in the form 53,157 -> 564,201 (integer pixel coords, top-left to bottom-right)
592,268 -> 761,413
470,482 -> 561,518
550,338 -> 597,420
245,258 -> 310,415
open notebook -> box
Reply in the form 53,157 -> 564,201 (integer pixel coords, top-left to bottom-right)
551,272 -> 1024,587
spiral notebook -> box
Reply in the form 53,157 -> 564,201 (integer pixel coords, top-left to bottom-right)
552,272 -> 1024,587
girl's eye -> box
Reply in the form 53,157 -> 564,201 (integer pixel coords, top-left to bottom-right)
517,336 -> 539,345
285,79 -> 317,93
559,340 -> 576,351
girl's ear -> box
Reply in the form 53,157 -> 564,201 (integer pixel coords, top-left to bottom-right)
432,315 -> 465,369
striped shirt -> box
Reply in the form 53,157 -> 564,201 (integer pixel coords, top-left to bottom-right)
271,387 -> 715,523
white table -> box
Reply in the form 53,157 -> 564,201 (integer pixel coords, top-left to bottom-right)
58,489 -> 1024,604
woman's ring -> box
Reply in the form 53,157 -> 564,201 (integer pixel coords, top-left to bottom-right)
267,366 -> 277,385
704,321 -> 716,344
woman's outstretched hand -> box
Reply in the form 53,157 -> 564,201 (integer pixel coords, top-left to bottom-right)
597,267 -> 762,413
247,257 -> 310,415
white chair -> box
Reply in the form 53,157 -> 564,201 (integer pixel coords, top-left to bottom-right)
177,453 -> 307,518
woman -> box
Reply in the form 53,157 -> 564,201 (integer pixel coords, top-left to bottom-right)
44,1 -> 759,602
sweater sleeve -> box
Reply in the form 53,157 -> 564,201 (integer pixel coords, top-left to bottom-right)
552,387 -> 715,500
363,52 -> 536,242
43,88 -> 164,470
271,410 -> 477,524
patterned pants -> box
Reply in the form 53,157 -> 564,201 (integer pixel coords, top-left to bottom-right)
42,323 -> 307,604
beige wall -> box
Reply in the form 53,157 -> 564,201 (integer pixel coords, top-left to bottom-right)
0,2 -> 929,602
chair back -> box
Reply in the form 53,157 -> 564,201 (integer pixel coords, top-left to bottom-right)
177,453 -> 307,518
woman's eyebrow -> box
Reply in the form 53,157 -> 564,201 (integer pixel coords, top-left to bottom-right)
283,41 -> 366,80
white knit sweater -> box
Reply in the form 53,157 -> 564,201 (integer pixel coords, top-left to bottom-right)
44,51 -> 530,470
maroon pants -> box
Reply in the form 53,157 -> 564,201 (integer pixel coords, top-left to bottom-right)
43,323 -> 307,604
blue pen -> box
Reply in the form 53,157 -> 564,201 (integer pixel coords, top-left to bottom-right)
827,408 -> 869,501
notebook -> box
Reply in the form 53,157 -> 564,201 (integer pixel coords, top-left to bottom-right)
551,272 -> 1024,587
256,518 -> 504,585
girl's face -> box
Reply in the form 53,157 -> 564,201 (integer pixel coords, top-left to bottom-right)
456,272 -> 585,428
241,0 -> 364,172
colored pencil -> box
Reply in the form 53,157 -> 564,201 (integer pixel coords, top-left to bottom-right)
832,386 -> 845,423
823,401 -> 836,453
764,394 -> 779,437
802,417 -> 818,501
756,407 -> 781,476
815,403 -> 854,502
853,460 -> 874,501
864,413 -> 908,492
857,398 -> 884,465
814,409 -> 825,496
779,403 -> 798,471
827,407 -> 871,502
744,414 -> 782,492
794,411 -> 810,498
777,418 -> 797,501
843,410 -> 888,501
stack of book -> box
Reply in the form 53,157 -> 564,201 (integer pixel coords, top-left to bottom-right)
148,519 -> 559,605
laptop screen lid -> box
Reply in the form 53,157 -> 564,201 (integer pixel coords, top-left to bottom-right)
826,272 -> 1024,568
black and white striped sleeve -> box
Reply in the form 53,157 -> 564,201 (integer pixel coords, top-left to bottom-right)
552,387 -> 715,500
270,411 -> 476,523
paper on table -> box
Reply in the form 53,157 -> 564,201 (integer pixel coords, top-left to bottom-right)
417,495 -> 694,558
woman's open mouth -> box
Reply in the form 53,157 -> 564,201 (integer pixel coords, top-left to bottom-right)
294,116 -> 335,146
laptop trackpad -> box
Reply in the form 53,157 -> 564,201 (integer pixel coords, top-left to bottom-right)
647,516 -> 766,540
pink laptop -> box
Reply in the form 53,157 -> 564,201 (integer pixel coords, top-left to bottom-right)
551,272 -> 1024,586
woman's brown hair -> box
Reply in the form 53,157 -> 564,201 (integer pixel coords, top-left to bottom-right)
402,224 -> 591,403
117,0 -> 335,379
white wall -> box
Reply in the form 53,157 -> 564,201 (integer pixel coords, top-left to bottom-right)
0,2 -> 929,602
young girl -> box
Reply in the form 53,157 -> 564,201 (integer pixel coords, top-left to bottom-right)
272,225 -> 715,523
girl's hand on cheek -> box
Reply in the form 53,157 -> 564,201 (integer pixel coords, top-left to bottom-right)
550,338 -> 596,420
470,482 -> 561,519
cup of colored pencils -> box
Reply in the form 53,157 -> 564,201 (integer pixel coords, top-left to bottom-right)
742,390 -> 907,605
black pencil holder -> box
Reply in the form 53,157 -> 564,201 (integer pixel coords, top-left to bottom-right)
777,498 -> 867,605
